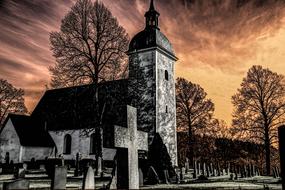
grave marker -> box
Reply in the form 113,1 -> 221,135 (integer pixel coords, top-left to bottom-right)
82,166 -> 95,190
3,179 -> 29,190
114,105 -> 148,189
51,166 -> 67,190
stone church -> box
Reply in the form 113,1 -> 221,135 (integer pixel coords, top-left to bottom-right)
0,0 -> 178,167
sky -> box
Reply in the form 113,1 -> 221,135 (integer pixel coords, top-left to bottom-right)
0,0 -> 285,124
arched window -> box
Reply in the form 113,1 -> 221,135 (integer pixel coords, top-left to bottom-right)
90,133 -> 96,155
63,134 -> 72,155
165,70 -> 169,81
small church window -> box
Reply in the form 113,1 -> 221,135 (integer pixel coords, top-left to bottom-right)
90,133 -> 96,155
165,70 -> 169,81
63,134 -> 72,155
166,105 -> 168,113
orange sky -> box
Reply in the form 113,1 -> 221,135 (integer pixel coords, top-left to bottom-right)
1,0 -> 285,125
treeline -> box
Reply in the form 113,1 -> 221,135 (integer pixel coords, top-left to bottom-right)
177,132 -> 279,175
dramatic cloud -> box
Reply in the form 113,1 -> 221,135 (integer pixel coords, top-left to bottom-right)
0,0 -> 285,123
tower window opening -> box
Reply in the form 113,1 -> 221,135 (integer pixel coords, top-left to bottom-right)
165,70 -> 169,81
166,105 -> 168,113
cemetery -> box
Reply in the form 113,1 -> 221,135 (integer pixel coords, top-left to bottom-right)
0,0 -> 285,189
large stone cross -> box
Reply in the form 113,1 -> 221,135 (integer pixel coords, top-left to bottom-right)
114,105 -> 148,189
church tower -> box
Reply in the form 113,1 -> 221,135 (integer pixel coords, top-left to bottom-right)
128,0 -> 178,165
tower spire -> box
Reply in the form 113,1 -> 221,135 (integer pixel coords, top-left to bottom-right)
145,0 -> 160,29
149,0 -> 155,10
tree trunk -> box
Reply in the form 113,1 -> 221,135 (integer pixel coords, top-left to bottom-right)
188,123 -> 194,168
264,125 -> 271,176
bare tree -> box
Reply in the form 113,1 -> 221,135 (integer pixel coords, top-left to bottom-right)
232,65 -> 285,175
0,79 -> 27,127
176,77 -> 214,167
49,0 -> 129,174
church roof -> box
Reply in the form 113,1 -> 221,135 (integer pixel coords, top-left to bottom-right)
7,114 -> 55,147
128,28 -> 174,55
31,79 -> 129,131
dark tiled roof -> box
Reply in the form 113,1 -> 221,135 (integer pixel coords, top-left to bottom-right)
128,28 -> 174,55
8,114 -> 55,147
31,79 -> 129,131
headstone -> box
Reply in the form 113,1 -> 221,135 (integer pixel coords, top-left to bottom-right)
145,166 -> 160,185
109,162 -> 117,189
185,158 -> 190,174
3,179 -> 29,190
114,105 -> 148,189
51,166 -> 67,190
23,163 -> 27,170
139,168 -> 144,186
279,126 -> 285,189
5,152 -> 10,165
210,163 -> 213,175
75,152 -> 80,177
180,167 -> 185,180
197,163 -> 200,175
17,168 -> 25,178
82,166 -> 95,190
206,166 -> 210,177
273,168 -> 277,178
222,169 -> 226,176
213,169 -> 217,177
203,163 -> 206,176
217,163 -> 221,176
227,163 -> 230,175
40,164 -> 45,170
193,161 -> 197,178
163,170 -> 170,184
174,167 -> 180,184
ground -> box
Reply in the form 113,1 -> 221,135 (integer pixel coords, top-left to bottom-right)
0,169 -> 282,189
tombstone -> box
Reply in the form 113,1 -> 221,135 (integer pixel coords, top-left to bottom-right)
23,163 -> 27,170
109,161 -> 117,189
5,152 -> 10,165
114,105 -> 148,189
197,163 -> 200,175
206,166 -> 210,177
180,167 -> 185,180
234,170 -> 238,180
145,166 -> 160,185
276,167 -> 280,178
51,166 -> 67,190
273,168 -> 277,178
213,169 -> 217,177
210,163 -> 213,175
244,165 -> 247,178
3,179 -> 29,190
193,161 -> 197,178
222,169 -> 226,176
279,126 -> 285,190
40,164 -> 45,170
217,163 -> 221,176
139,168 -> 144,186
163,170 -> 170,184
227,163 -> 230,175
174,167 -> 180,184
185,158 -> 190,174
203,163 -> 206,176
251,164 -> 255,177
17,168 -> 25,179
82,166 -> 95,190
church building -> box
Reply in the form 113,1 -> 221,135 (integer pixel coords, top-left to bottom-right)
0,0 -> 178,167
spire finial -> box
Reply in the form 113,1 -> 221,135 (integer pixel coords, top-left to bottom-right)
150,0 -> 155,10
